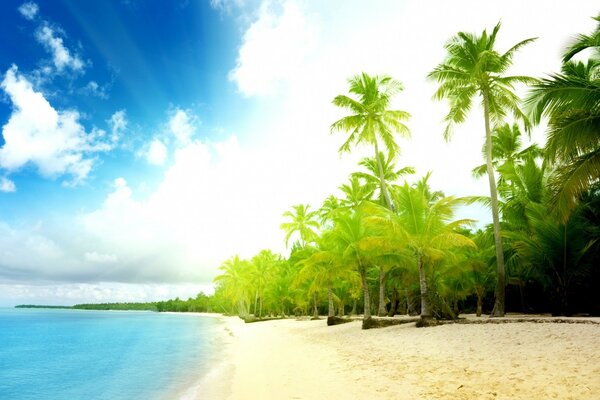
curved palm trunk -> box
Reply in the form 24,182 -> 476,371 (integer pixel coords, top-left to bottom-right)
417,256 -> 432,318
377,266 -> 387,316
483,93 -> 506,318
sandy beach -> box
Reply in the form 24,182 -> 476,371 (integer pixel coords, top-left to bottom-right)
199,315 -> 600,400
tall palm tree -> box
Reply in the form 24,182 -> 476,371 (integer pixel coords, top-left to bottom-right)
428,22 -> 536,316
527,15 -> 600,217
331,72 -> 411,212
280,204 -> 320,248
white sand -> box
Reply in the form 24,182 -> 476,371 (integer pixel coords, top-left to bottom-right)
199,315 -> 600,400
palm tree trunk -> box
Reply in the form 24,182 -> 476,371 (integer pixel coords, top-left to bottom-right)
476,287 -> 483,317
351,299 -> 357,316
483,93 -> 506,318
377,266 -> 387,316
312,292 -> 319,318
360,268 -> 371,320
418,256 -> 432,318
253,291 -> 258,316
328,285 -> 335,317
373,140 -> 395,212
259,293 -> 263,318
387,287 -> 398,317
338,300 -> 345,317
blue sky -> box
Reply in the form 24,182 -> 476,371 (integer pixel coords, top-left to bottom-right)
0,0 -> 598,306
0,0 -> 244,220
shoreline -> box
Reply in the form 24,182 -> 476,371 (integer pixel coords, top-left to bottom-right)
193,314 -> 600,399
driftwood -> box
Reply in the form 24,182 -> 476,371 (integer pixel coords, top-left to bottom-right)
327,316 -> 355,326
362,316 -> 420,330
241,315 -> 285,323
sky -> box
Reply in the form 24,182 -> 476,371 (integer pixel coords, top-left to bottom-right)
0,0 -> 597,306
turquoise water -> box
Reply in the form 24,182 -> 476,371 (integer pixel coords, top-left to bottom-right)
0,308 -> 225,400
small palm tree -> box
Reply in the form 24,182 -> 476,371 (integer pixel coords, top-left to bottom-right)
428,22 -> 536,317
213,255 -> 251,317
368,177 -> 475,324
280,204 -> 320,248
331,72 -> 411,211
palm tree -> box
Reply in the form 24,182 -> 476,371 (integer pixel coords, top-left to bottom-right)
331,72 -> 411,212
295,232 -> 358,318
280,204 -> 320,248
428,22 -> 536,317
368,177 -> 475,324
339,176 -> 375,210
526,15 -> 600,217
250,250 -> 278,318
353,152 -> 415,206
328,207 -> 380,323
213,255 -> 251,317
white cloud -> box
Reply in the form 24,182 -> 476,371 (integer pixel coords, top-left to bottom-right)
18,2 -> 39,20
0,65 -> 111,186
0,177 -> 16,193
146,138 -> 168,166
168,108 -> 196,145
229,0 -> 317,96
226,0 -> 600,226
35,25 -> 84,73
83,81 -> 108,99
108,109 -> 127,143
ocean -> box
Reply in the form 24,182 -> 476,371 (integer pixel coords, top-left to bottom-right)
0,308 -> 226,400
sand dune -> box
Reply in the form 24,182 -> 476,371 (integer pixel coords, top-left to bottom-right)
202,315 -> 600,399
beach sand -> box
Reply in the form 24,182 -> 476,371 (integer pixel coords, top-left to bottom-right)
199,315 -> 600,399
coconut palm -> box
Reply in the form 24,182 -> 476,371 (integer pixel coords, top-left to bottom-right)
368,177 -> 475,324
295,232 -> 359,318
428,22 -> 536,316
327,207 -> 380,323
339,176 -> 375,210
280,204 -> 320,248
353,152 -> 415,206
526,16 -> 600,217
331,72 -> 411,211
213,255 -> 251,317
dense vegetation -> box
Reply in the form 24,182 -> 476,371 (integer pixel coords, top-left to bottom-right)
211,18 -> 600,325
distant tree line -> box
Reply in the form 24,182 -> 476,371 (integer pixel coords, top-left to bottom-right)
16,292 -> 215,313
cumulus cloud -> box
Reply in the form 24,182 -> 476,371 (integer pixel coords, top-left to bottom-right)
0,66 -> 112,187
146,138 -> 168,166
0,177 -> 16,193
229,1 -> 317,96
168,108 -> 196,145
35,25 -> 84,73
18,2 -> 39,20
